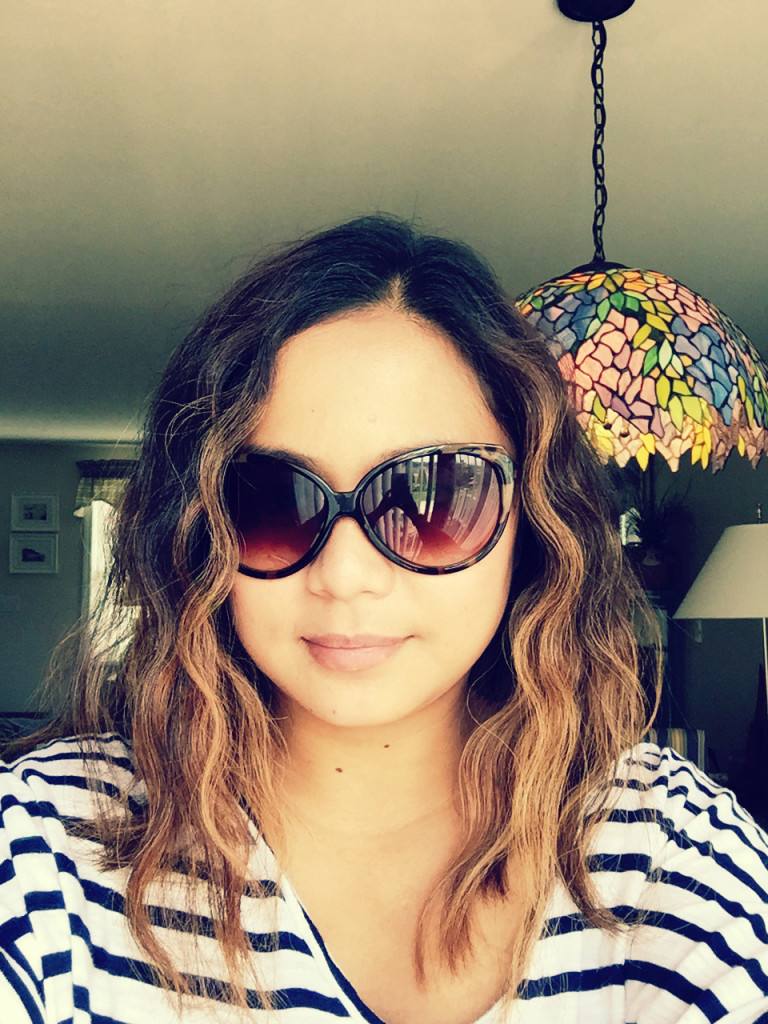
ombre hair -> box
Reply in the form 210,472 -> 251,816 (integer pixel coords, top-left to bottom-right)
18,215 -> 657,1005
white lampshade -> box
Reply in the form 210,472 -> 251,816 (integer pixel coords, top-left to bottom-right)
674,524 -> 768,620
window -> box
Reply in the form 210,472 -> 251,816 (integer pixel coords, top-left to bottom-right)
75,460 -> 135,651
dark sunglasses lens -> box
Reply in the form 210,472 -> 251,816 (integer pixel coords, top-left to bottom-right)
361,452 -> 502,568
229,459 -> 326,574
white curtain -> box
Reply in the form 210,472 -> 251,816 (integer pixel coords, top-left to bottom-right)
76,499 -> 116,618
74,461 -> 135,638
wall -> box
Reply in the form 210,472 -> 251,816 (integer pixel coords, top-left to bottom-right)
0,441 -> 135,711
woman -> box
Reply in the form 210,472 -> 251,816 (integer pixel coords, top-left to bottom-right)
1,215 -> 766,1024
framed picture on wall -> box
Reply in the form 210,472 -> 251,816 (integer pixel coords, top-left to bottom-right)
10,494 -> 59,532
9,533 -> 59,574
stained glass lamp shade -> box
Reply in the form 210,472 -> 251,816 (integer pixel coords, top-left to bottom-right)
515,4 -> 768,473
517,262 -> 768,471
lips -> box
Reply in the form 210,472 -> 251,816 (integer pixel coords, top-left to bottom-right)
302,634 -> 407,672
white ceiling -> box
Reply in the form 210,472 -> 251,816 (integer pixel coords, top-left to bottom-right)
2,0 -> 766,442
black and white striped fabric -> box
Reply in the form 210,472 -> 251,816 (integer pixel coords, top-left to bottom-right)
1,735 -> 767,1023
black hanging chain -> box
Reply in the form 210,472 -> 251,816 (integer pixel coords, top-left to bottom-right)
591,20 -> 608,262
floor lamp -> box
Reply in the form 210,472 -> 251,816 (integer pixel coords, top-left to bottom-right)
674,522 -> 768,718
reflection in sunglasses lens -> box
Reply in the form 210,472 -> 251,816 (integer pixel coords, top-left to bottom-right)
362,454 -> 499,566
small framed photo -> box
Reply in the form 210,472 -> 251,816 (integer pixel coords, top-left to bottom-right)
10,494 -> 59,532
9,533 -> 59,574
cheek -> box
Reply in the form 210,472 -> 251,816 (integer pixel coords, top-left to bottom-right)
476,526 -> 515,628
229,578 -> 288,666
433,532 -> 514,649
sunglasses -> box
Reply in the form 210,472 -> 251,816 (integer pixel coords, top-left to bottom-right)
225,443 -> 515,579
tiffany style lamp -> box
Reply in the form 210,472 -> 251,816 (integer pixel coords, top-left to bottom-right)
517,264 -> 768,472
516,2 -> 768,472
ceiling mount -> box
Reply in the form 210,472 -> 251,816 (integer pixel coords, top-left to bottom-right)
556,0 -> 635,21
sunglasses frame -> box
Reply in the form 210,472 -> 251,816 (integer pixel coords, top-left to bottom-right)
229,442 -> 515,579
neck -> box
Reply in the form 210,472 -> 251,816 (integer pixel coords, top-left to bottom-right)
277,691 -> 470,839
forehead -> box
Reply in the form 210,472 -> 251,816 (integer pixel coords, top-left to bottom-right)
248,308 -> 507,480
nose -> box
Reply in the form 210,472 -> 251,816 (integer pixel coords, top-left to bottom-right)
304,514 -> 395,599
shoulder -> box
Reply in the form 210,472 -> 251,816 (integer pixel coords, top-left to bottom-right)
3,731 -> 135,772
0,733 -> 138,839
2,731 -> 136,788
608,743 -> 768,1019
2,731 -> 135,779
600,742 -> 768,886
613,742 -> 767,845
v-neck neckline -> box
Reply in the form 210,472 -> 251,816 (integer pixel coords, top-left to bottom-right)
261,836 -> 506,1024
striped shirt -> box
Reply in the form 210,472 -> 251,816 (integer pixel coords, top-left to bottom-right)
0,735 -> 767,1023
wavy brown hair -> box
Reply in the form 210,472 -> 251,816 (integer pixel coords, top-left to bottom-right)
14,214 -> 657,1006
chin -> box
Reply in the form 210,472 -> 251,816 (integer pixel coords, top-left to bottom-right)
277,673 -> 468,734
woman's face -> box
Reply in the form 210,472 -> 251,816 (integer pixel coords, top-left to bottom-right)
229,307 -> 516,732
